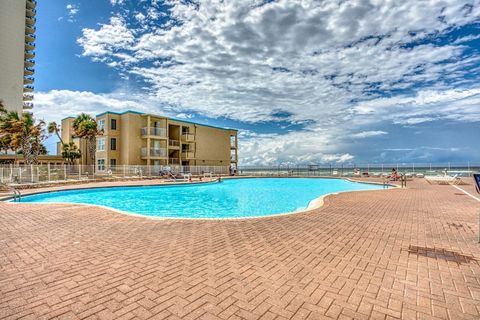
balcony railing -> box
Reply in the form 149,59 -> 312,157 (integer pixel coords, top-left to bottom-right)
24,77 -> 34,84
168,139 -> 180,147
141,127 -> 167,137
26,8 -> 37,17
23,86 -> 33,93
23,102 -> 33,109
27,0 -> 37,9
25,59 -> 34,68
230,155 -> 237,161
169,158 -> 179,165
26,17 -> 36,26
25,42 -> 35,51
181,151 -> 195,159
141,147 -> 167,157
23,94 -> 34,101
25,51 -> 35,59
25,26 -> 36,34
181,133 -> 195,141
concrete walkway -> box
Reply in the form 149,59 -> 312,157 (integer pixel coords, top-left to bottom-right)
0,178 -> 479,319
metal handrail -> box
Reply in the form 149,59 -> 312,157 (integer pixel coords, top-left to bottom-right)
6,186 -> 21,202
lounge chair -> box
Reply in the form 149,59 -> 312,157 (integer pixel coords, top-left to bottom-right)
425,174 -> 464,185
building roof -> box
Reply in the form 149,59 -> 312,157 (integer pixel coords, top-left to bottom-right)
94,110 -> 238,132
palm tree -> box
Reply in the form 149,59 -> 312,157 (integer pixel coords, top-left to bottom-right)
73,113 -> 102,165
0,135 -> 11,154
47,121 -> 64,145
48,121 -> 81,164
0,106 -> 46,164
61,141 -> 81,164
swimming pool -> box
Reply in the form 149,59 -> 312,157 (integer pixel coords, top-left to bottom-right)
18,178 -> 385,219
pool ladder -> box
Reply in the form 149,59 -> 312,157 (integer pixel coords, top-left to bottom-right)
9,187 -> 21,202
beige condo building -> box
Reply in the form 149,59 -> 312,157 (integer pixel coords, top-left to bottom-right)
60,111 -> 238,171
0,0 -> 37,112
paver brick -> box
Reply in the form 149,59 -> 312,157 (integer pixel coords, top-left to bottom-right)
0,178 -> 480,319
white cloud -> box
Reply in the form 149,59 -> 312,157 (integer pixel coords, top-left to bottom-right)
77,16 -> 135,60
77,0 -> 480,124
354,87 -> 480,124
71,0 -> 480,164
351,131 -> 388,139
110,0 -> 124,6
33,90 -> 148,123
66,4 -> 79,22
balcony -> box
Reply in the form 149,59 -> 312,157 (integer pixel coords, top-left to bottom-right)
25,42 -> 35,51
24,68 -> 34,76
26,0 -> 37,9
181,151 -> 195,159
25,26 -> 35,35
168,139 -> 180,148
25,59 -> 34,68
141,127 -> 167,138
23,94 -> 34,101
26,17 -> 36,26
24,77 -> 34,84
23,102 -> 33,109
26,8 -> 36,17
25,51 -> 35,59
141,147 -> 167,158
181,133 -> 195,141
24,85 -> 34,93
168,158 -> 179,165
230,155 -> 237,162
25,34 -> 35,43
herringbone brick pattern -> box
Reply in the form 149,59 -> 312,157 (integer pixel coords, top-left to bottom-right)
1,179 -> 480,319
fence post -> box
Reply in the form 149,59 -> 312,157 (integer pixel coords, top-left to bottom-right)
123,164 -> 126,177
47,163 -> 51,181
10,164 -> 13,182
19,166 -> 22,183
30,164 -> 34,183
78,164 -> 81,180
64,164 -> 67,181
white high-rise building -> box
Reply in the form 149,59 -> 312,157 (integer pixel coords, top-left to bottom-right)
0,0 -> 37,113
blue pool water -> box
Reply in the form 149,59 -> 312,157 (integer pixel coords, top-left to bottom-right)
19,178 -> 384,218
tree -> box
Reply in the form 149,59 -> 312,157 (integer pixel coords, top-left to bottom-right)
0,135 -> 11,154
73,113 -> 102,165
61,141 -> 81,165
48,121 -> 81,164
47,121 -> 64,145
0,105 -> 46,164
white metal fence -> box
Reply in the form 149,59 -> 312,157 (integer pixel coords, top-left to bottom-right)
0,164 -> 229,185
238,163 -> 480,177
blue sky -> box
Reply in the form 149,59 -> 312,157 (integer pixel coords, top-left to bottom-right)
33,0 -> 480,165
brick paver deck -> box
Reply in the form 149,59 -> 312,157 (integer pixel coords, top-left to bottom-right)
1,178 -> 480,319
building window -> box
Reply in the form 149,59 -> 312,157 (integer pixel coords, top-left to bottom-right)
110,159 -> 116,167
97,138 -> 105,151
110,138 -> 117,150
111,119 -> 117,130
98,119 -> 105,131
97,159 -> 105,171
